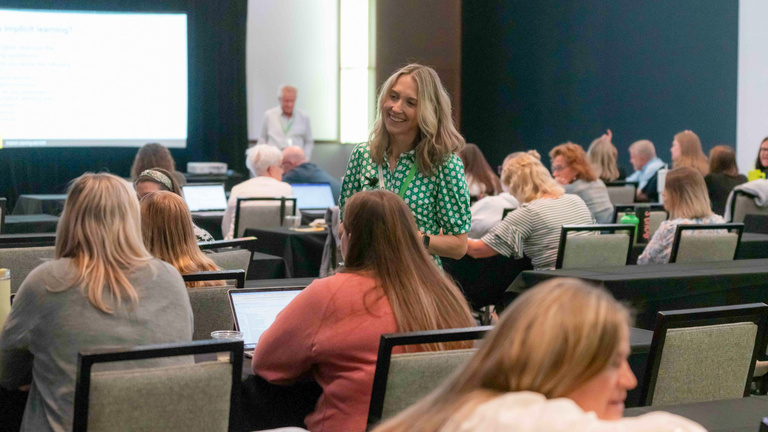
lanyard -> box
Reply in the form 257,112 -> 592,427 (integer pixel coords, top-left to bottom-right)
281,118 -> 294,135
378,162 -> 418,198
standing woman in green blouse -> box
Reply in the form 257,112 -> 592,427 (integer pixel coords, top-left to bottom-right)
339,64 -> 472,264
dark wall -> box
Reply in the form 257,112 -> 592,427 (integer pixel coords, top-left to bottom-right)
461,1 -> 738,171
0,0 -> 247,209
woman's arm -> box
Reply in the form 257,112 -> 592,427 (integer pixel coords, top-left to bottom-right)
426,232 -> 468,260
466,238 -> 499,259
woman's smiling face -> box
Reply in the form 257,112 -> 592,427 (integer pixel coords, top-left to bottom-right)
383,74 -> 419,140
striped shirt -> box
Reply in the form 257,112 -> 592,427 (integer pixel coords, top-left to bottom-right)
481,194 -> 595,270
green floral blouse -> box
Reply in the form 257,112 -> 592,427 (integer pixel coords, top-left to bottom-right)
339,142 -> 472,265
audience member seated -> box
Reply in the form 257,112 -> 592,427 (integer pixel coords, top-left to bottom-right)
549,143 -> 614,223
671,130 -> 709,176
140,191 -> 222,287
251,190 -> 475,432
459,143 -> 502,202
0,173 -> 192,432
638,166 -> 725,265
467,151 -> 529,239
705,145 -> 747,216
134,168 -> 214,242
372,278 -> 705,432
466,153 -> 594,269
626,139 -> 666,202
281,146 -> 341,203
587,129 -> 625,182
754,136 -> 768,176
130,142 -> 186,185
222,144 -> 294,239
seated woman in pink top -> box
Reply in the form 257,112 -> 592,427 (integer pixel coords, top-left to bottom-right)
252,190 -> 476,432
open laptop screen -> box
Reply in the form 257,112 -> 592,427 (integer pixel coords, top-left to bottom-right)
229,288 -> 303,349
291,183 -> 335,210
182,183 -> 228,212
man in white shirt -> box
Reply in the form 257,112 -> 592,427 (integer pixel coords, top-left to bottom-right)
259,85 -> 314,160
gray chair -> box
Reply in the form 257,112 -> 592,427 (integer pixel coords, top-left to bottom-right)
605,181 -> 638,205
555,224 -> 635,269
187,286 -> 236,341
668,223 -> 743,264
234,197 -> 297,238
367,327 -> 491,428
0,246 -> 55,293
729,190 -> 768,223
73,339 -> 243,432
640,303 -> 768,407
199,237 -> 257,276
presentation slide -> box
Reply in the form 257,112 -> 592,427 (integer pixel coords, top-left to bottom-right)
0,9 -> 188,148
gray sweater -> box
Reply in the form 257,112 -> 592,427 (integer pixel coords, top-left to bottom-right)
0,258 -> 193,432
564,179 -> 614,224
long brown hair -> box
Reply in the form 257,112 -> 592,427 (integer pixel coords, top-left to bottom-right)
709,145 -> 740,177
140,191 -> 221,288
130,143 -> 177,179
54,173 -> 153,313
369,64 -> 465,176
673,131 -> 709,175
373,278 -> 631,432
459,143 -> 502,197
549,142 -> 598,182
341,190 -> 475,351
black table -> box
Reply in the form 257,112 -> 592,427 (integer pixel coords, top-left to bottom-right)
243,227 -> 327,278
11,194 -> 67,216
191,211 -> 224,240
508,259 -> 768,330
745,215 -> 768,234
0,233 -> 57,248
625,395 -> 768,432
629,232 -> 768,263
443,255 -> 533,309
3,215 -> 59,234
627,327 -> 653,408
247,252 -> 287,280
244,277 -> 317,289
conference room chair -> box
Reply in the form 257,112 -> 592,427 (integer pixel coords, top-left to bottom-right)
0,233 -> 57,249
554,224 -> 635,269
199,237 -> 257,276
668,223 -> 744,264
72,339 -> 243,432
605,181 -> 638,205
639,303 -> 768,407
613,204 -> 668,241
743,214 -> 768,234
182,269 -> 246,288
233,197 -> 297,238
728,190 -> 768,223
182,269 -> 245,340
367,326 -> 492,429
0,198 -> 6,234
0,246 -> 55,293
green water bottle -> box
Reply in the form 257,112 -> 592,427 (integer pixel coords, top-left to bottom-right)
619,212 -> 640,244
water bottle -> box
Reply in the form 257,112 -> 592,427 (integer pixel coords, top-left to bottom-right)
619,213 -> 640,244
0,269 -> 10,327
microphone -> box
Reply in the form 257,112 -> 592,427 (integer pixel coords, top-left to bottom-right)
366,176 -> 378,187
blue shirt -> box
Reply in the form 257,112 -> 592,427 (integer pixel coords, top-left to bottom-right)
283,162 -> 341,204
626,157 -> 666,191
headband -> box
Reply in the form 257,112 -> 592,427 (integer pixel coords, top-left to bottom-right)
138,169 -> 173,190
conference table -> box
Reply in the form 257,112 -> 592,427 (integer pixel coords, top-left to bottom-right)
3,215 -> 60,234
508,258 -> 768,330
243,227 -> 327,278
625,395 -> 768,432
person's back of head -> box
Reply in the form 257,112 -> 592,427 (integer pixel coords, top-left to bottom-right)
459,143 -> 502,197
281,145 -> 307,173
672,131 -> 709,175
134,167 -> 182,199
587,137 -> 620,182
663,166 -> 713,220
629,140 -> 657,171
373,278 -> 633,432
342,190 -> 474,350
708,145 -> 740,177
502,152 -> 563,203
130,143 -> 177,180
140,191 -> 220,287
56,173 -> 152,313
245,144 -> 284,178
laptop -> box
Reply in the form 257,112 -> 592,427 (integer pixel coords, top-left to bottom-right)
228,287 -> 304,356
182,183 -> 228,212
290,183 -> 336,211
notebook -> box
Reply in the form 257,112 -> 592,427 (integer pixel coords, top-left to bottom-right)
182,183 -> 228,212
228,288 -> 304,353
290,183 -> 336,210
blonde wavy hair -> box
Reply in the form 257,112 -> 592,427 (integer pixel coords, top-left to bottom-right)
663,166 -> 713,220
140,191 -> 221,288
373,278 -> 632,432
54,173 -> 153,313
673,130 -> 709,175
369,64 -> 465,175
587,137 -> 620,182
501,151 -> 563,203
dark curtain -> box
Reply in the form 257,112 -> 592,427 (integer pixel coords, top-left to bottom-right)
0,0 -> 248,210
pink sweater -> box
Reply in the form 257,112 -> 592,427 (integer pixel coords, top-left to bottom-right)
252,272 -> 399,432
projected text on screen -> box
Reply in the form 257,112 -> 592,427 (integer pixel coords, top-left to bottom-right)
0,9 -> 188,148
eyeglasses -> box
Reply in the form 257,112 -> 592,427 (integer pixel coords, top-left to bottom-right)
551,165 -> 567,172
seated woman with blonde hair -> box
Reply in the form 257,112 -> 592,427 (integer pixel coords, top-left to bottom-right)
140,190 -> 222,287
467,152 -> 593,270
372,278 -> 705,432
638,166 -> 725,265
587,129 -> 625,182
